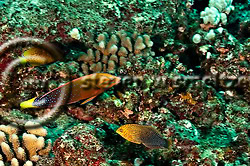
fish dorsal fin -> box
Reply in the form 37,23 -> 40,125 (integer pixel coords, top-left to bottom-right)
80,95 -> 97,105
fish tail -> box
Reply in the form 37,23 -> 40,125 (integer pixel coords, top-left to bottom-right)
165,138 -> 172,148
20,97 -> 38,109
18,57 -> 28,65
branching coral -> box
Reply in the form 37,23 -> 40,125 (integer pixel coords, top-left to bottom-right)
200,0 -> 234,26
0,121 -> 52,166
78,30 -> 154,74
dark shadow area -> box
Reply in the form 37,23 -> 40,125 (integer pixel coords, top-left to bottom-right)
151,34 -> 169,57
192,0 -> 209,13
179,45 -> 205,76
232,0 -> 249,5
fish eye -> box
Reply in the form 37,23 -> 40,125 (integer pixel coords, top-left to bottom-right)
119,129 -> 123,132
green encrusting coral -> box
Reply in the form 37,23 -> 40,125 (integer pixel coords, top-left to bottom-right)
202,124 -> 237,148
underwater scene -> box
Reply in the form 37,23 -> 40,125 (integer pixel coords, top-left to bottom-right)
0,0 -> 249,165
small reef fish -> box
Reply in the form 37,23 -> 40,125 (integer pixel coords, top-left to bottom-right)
19,46 -> 62,66
20,73 -> 121,109
116,124 -> 171,149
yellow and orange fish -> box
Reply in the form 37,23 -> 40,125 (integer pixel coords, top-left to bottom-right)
20,73 -> 121,109
116,124 -> 171,149
19,45 -> 63,66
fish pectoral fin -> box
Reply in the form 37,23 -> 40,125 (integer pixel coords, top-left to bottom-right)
80,95 -> 97,105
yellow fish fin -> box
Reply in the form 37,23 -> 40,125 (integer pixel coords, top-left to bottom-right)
80,95 -> 97,105
20,97 -> 38,110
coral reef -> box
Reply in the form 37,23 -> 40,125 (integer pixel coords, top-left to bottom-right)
78,30 -> 154,74
0,0 -> 249,165
0,122 -> 52,165
53,123 -> 106,166
200,0 -> 234,26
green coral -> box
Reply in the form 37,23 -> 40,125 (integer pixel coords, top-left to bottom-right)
174,120 -> 200,142
202,124 -> 237,147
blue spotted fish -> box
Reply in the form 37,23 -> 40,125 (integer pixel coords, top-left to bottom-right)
20,73 -> 121,109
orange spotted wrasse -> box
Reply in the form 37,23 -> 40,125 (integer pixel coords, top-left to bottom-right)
116,124 -> 171,149
20,73 -> 121,109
